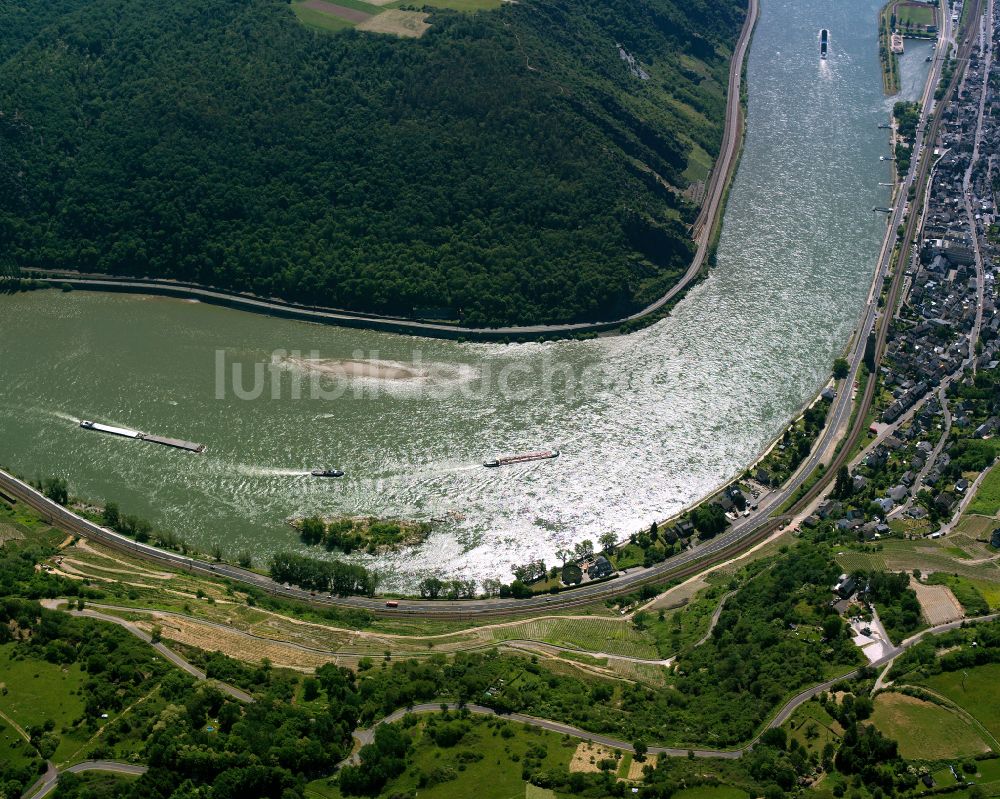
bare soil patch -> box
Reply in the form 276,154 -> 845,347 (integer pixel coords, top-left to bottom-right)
642,577 -> 709,611
570,742 -> 619,773
135,616 -> 337,671
300,0 -> 372,22
357,9 -> 430,37
627,754 -> 656,779
911,578 -> 964,625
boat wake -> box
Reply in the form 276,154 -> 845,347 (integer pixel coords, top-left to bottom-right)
232,464 -> 312,477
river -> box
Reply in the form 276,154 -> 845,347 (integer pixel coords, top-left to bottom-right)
0,0 -> 899,588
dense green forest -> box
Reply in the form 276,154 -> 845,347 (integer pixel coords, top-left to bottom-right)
0,0 -> 744,325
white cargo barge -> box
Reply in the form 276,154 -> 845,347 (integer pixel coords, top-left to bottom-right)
79,419 -> 205,453
80,420 -> 141,439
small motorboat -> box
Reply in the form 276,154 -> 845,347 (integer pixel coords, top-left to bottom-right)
311,468 -> 344,478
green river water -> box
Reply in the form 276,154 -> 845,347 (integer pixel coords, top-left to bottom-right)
0,0 -> 931,587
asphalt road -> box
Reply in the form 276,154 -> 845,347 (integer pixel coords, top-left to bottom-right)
40,600 -> 255,703
348,613 -> 1000,764
28,0 -> 760,342
27,761 -> 148,799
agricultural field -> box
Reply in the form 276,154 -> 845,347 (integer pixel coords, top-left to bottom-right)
411,0 -> 503,8
290,0 -> 501,37
486,617 -> 660,660
910,579 -> 964,625
290,0 -> 431,37
919,664 -> 1000,740
924,573 -> 990,615
869,692 -> 989,760
836,537 -> 1000,586
834,549 -> 888,573
291,4 -> 356,31
953,514 -> 998,539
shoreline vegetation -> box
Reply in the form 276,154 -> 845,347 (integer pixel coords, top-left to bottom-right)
880,1 -> 902,94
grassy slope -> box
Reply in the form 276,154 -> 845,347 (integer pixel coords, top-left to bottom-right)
869,692 -> 988,760
969,464 -> 1000,516
292,6 -> 359,30
919,663 -> 1000,739
0,644 -> 88,763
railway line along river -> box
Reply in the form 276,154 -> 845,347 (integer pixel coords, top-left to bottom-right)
0,0 -> 897,589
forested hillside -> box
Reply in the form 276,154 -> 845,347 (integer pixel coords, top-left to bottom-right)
0,0 -> 744,325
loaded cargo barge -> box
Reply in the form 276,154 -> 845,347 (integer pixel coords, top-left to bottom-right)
80,420 -> 205,453
484,449 -> 560,468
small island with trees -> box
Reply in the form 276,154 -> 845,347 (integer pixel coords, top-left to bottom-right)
291,514 -> 432,555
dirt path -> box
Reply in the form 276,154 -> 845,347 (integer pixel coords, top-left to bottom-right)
0,707 -> 31,743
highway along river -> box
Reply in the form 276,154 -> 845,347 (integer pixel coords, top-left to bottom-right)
0,0 -> 897,589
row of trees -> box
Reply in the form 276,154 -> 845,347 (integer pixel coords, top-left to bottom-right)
417,577 -> 476,600
269,551 -> 377,596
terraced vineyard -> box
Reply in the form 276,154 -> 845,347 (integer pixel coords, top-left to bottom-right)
837,538 -> 1000,586
834,550 -> 888,573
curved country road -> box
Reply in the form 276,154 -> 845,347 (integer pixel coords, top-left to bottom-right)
26,761 -> 148,799
347,614 -> 999,763
27,0 -> 759,342
34,598 -> 997,783
39,600 -> 255,703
